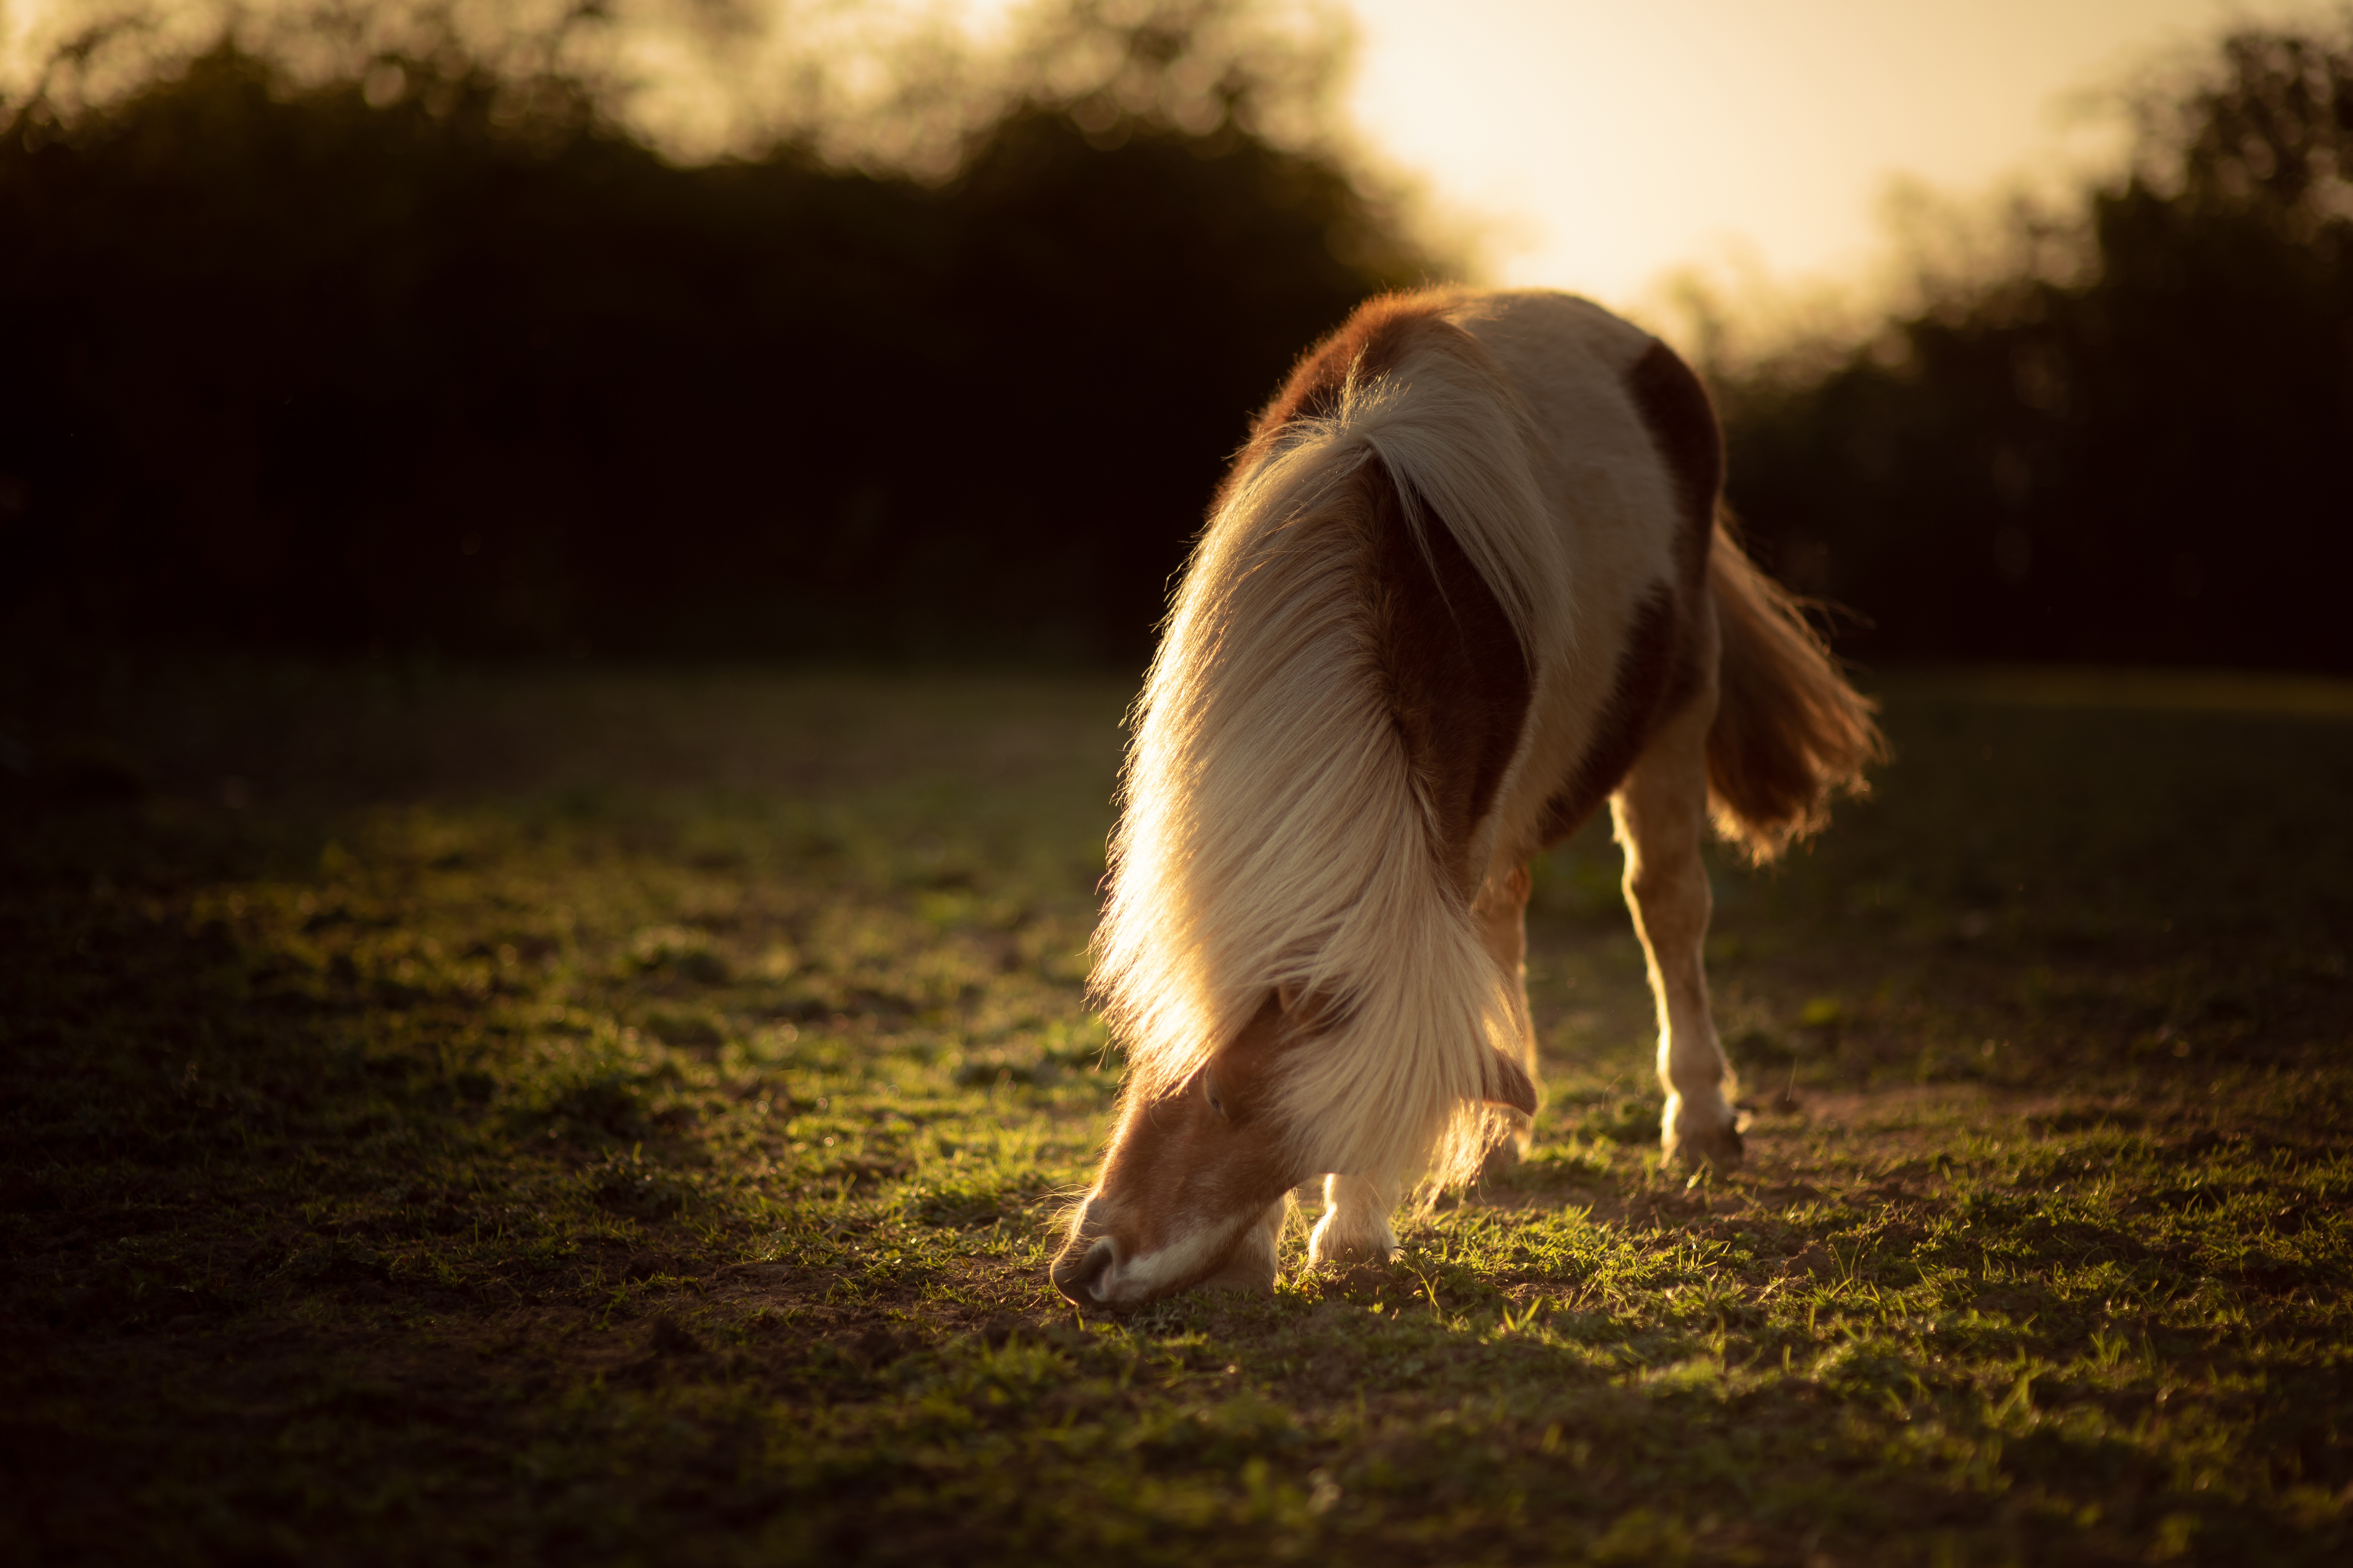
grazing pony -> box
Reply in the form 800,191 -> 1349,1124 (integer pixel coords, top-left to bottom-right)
1052,289 -> 1880,1309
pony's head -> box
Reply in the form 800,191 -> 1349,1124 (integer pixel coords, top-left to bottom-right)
1050,989 -> 1536,1309
1052,991 -> 1311,1308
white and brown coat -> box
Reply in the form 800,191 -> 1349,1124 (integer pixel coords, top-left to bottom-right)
1055,289 -> 1881,1309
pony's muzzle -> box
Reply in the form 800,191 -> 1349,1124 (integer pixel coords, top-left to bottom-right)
1051,1235 -> 1116,1306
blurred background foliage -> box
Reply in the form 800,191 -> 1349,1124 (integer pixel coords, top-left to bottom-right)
1714,23 -> 2353,672
0,0 -> 1432,661
1,2 -> 2349,668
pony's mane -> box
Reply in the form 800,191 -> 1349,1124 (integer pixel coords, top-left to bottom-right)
1091,309 -> 1565,1195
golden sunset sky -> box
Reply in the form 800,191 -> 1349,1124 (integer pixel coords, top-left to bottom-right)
1336,1 -> 2344,306
7,0 -> 2343,323
998,0 -> 2338,326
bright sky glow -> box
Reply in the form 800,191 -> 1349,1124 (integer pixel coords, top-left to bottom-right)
5,0 -> 2344,329
1335,0 -> 2344,316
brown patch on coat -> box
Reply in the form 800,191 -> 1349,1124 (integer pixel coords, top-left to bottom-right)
1529,346 -> 1748,850
1355,451 -> 1531,894
1624,339 -> 1722,588
1535,583 -> 1682,848
1256,292 -> 1456,437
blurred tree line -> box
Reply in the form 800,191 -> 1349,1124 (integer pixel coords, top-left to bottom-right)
0,0 -> 1429,661
1718,22 -> 2353,672
6,6 -> 2349,670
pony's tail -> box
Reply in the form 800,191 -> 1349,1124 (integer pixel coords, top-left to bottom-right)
1704,515 -> 1886,861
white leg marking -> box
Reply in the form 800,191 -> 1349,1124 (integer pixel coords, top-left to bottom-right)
1308,1172 -> 1400,1266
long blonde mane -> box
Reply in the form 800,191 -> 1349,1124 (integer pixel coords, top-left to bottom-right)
1091,316 -> 1566,1195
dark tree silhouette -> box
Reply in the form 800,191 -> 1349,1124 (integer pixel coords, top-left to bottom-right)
0,4 -> 1432,661
1720,24 -> 2353,672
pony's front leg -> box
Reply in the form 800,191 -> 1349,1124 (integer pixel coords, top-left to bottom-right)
1613,697 -> 1743,1171
1308,1173 -> 1400,1266
1473,861 -> 1541,1162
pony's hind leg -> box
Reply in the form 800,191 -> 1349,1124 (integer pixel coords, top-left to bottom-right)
1473,861 -> 1541,1163
1613,695 -> 1744,1171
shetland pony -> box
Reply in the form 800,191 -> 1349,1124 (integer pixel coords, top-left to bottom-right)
1051,289 -> 1880,1309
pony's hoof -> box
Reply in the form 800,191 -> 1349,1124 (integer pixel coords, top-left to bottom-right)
1666,1122 -> 1745,1173
1309,1239 -> 1397,1268
1308,1219 -> 1398,1269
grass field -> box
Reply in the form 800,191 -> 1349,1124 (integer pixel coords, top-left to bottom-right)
4,657 -> 2350,1566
